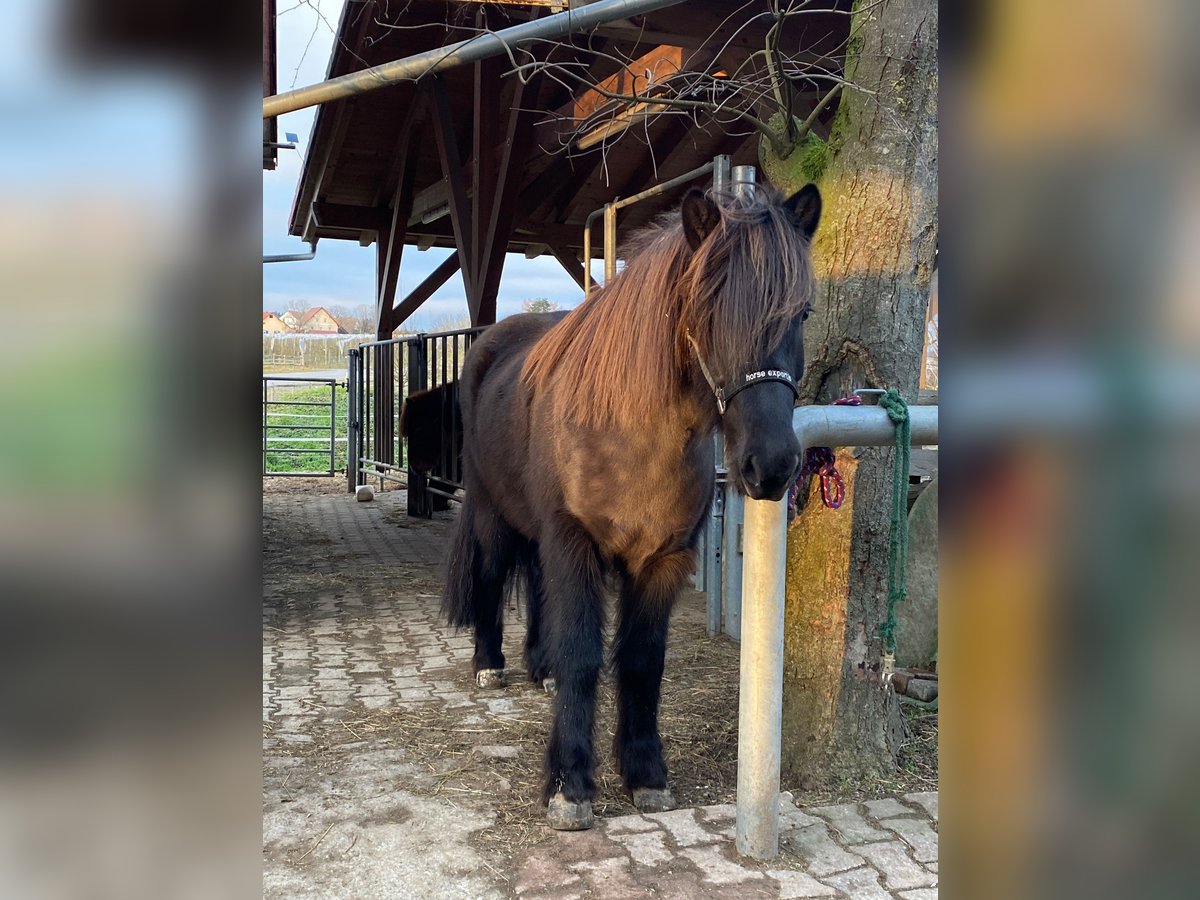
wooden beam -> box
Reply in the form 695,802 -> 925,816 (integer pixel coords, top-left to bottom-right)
392,252 -> 462,327
431,77 -> 476,298
549,243 -> 587,291
471,23 -> 504,297
373,88 -> 424,208
474,72 -> 542,324
375,92 -> 427,335
376,155 -> 417,336
312,202 -> 389,232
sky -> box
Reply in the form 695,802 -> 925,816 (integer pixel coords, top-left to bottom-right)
263,0 -> 582,329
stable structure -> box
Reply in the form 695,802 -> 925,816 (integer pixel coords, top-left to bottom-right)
276,0 -> 852,477
283,0 -> 852,334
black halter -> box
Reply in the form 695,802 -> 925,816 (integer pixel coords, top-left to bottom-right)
685,332 -> 800,416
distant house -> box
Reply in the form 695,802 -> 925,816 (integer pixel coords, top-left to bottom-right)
294,306 -> 347,335
263,311 -> 291,333
280,310 -> 303,330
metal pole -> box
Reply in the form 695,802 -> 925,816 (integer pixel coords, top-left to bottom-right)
705,480 -> 724,636
603,203 -> 618,284
734,403 -> 939,860
704,152 -> 732,633
347,350 -> 358,492
735,492 -> 788,860
263,242 -> 316,264
712,154 -> 731,194
722,165 -> 755,637
262,379 -> 269,476
329,380 -> 337,475
583,208 -> 602,294
732,165 -> 757,197
611,160 -> 716,211
263,0 -> 690,119
722,489 -> 744,639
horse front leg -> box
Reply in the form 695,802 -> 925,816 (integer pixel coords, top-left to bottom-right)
613,551 -> 692,813
539,517 -> 605,830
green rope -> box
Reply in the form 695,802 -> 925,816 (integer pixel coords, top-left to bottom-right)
878,388 -> 911,656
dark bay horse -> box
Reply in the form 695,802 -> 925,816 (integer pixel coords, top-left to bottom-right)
443,185 -> 821,829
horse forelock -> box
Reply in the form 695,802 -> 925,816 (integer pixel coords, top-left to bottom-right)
521,188 -> 815,428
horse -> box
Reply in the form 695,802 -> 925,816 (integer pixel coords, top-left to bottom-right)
442,184 -> 821,830
400,382 -> 463,512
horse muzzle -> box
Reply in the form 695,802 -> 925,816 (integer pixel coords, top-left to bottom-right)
737,449 -> 800,502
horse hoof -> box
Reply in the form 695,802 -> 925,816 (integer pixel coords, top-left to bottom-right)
547,792 -> 593,831
632,787 -> 676,813
542,677 -> 557,697
475,668 -> 506,689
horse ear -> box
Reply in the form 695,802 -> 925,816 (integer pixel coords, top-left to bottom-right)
681,189 -> 721,250
783,183 -> 822,241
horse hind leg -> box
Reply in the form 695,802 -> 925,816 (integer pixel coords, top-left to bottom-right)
521,552 -> 555,693
444,497 -> 514,688
470,530 -> 506,688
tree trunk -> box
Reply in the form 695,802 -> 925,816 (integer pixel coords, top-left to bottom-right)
763,0 -> 938,785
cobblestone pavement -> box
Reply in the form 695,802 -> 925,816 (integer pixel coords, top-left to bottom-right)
263,488 -> 938,898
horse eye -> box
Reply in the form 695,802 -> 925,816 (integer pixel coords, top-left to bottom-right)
801,303 -> 813,322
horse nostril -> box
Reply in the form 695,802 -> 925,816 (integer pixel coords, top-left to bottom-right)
741,454 -> 760,486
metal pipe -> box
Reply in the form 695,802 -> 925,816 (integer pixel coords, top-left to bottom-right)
263,242 -> 316,264
720,164 -> 755,638
705,476 -> 724,636
722,488 -> 744,639
711,154 -> 731,194
582,206 -> 604,293
735,403 -> 939,860
603,203 -> 618,283
612,160 -> 715,211
583,158 -> 719,293
263,0 -> 690,119
735,490 -> 788,860
732,164 -> 756,199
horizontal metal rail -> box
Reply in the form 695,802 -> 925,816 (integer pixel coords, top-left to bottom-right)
262,375 -> 344,383
736,404 -> 939,861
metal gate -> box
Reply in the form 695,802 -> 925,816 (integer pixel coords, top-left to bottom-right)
262,376 -> 344,476
347,326 -> 488,515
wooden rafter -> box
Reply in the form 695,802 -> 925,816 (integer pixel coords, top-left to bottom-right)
392,252 -> 463,327
473,72 -> 544,324
548,243 -> 587,291
431,77 -> 476,299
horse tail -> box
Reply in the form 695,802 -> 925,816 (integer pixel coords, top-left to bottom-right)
442,496 -> 481,629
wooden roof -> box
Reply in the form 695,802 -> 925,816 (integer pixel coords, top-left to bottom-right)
287,0 -> 851,258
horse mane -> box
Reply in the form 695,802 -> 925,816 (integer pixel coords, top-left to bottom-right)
521,186 -> 815,428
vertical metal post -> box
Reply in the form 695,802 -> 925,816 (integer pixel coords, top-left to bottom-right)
330,380 -> 337,475
603,202 -> 618,284
705,480 -> 724,635
262,379 -> 268,476
735,495 -> 788,860
722,165 -> 756,638
704,153 -> 732,633
712,154 -> 731,193
722,489 -> 744,639
406,336 -> 430,517
347,350 -> 358,492
583,219 -> 593,294
732,164 -> 757,196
